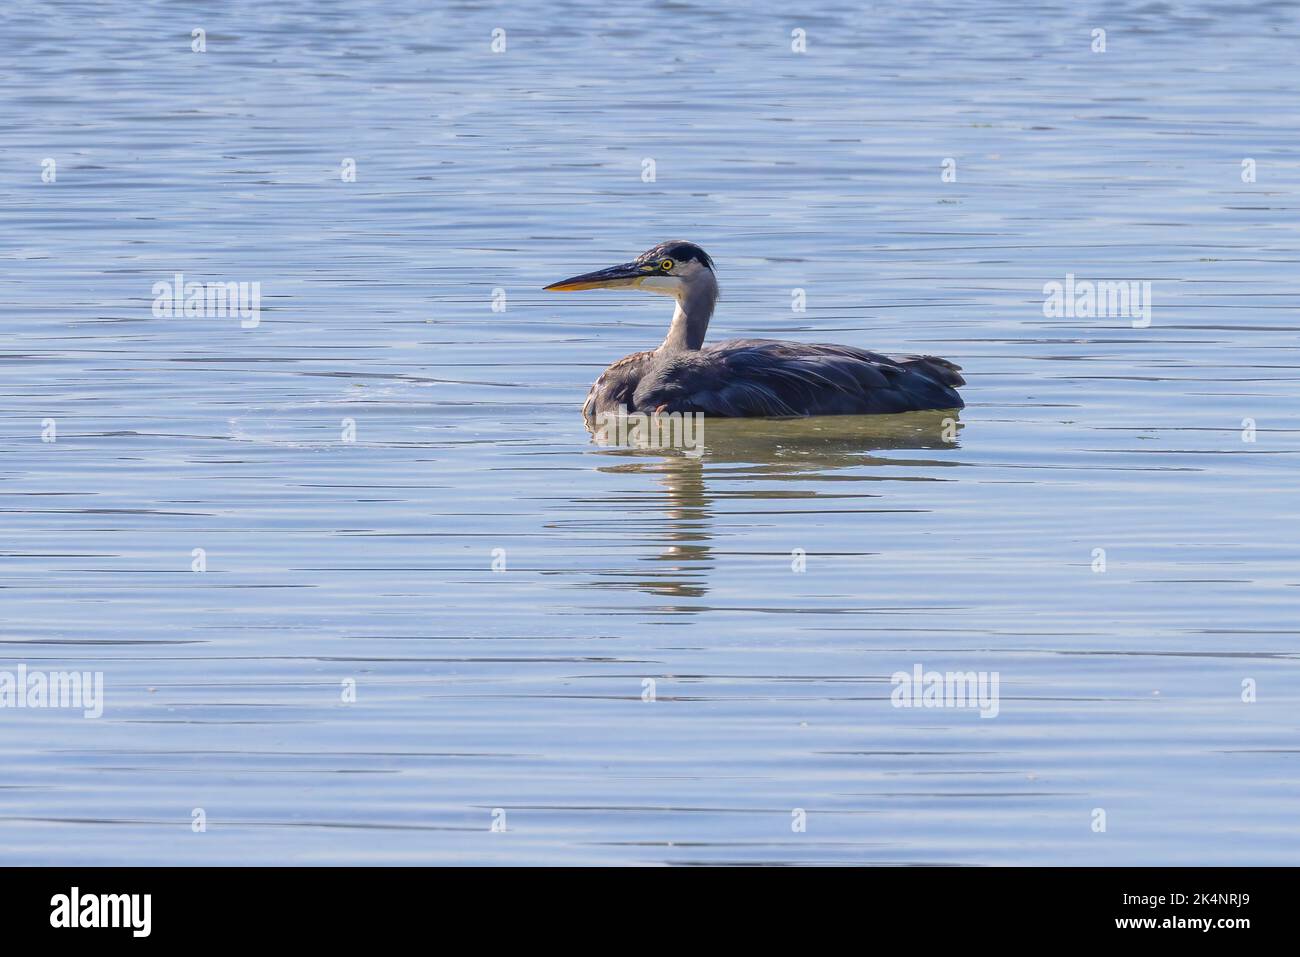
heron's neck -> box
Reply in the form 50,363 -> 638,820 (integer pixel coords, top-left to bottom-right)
658,273 -> 718,354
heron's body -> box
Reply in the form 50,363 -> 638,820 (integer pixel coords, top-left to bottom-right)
546,241 -> 965,420
582,339 -> 964,419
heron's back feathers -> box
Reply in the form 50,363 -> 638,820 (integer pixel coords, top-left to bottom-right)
584,339 -> 964,419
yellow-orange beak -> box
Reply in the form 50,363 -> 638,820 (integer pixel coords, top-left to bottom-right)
544,261 -> 646,292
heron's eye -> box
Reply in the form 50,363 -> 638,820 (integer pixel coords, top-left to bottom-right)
660,258 -> 674,271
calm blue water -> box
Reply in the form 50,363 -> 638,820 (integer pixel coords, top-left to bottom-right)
1,0 -> 1297,864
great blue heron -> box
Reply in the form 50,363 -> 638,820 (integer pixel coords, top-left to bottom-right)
545,241 -> 965,419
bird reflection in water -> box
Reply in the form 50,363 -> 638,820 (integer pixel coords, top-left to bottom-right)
586,411 -> 963,603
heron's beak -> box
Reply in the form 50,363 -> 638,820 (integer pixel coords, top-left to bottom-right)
544,261 -> 647,292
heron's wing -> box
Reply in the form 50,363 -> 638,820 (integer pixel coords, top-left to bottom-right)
635,339 -> 964,417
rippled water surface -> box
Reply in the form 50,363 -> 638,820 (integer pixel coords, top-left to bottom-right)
1,1 -> 1298,864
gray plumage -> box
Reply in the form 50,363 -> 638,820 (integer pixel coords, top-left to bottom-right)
583,339 -> 964,418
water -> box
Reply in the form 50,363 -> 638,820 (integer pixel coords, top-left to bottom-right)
1,0 -> 1297,865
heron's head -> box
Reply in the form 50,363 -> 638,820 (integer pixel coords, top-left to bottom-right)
544,241 -> 716,299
